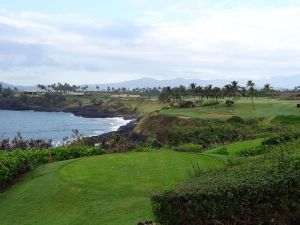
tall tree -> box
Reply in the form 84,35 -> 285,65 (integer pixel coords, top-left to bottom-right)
247,80 -> 256,110
224,84 -> 232,100
231,81 -> 239,101
263,83 -> 273,104
189,83 -> 197,99
196,86 -> 203,100
159,86 -> 173,105
37,84 -> 47,92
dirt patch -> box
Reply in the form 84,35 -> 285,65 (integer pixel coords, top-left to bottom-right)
208,113 -> 236,117
178,115 -> 191,119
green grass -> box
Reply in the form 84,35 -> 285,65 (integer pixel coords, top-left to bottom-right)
0,151 -> 222,225
160,98 -> 300,119
206,138 -> 263,155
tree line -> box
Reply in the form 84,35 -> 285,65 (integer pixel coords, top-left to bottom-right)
159,80 -> 274,110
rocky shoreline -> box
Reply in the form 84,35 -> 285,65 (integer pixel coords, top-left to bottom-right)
0,105 -> 137,120
82,117 -> 144,146
0,105 -> 141,145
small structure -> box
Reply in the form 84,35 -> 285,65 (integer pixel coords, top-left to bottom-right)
297,104 -> 300,108
22,90 -> 43,96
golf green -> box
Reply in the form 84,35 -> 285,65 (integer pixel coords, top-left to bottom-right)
0,151 -> 222,225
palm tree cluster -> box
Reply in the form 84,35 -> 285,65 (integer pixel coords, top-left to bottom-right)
37,83 -> 83,93
159,80 -> 273,110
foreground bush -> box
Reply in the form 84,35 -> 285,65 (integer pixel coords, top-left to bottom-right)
0,146 -> 103,190
152,150 -> 300,225
0,132 -> 52,151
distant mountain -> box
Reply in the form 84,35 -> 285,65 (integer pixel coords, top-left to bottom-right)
89,76 -> 300,90
0,82 -> 16,89
263,74 -> 300,90
88,77 -> 230,90
2,75 -> 299,91
0,82 -> 37,91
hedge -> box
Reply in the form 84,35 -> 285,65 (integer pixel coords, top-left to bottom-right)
152,151 -> 300,225
0,146 -> 104,190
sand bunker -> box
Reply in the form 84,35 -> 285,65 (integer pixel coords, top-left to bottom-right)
208,113 -> 236,117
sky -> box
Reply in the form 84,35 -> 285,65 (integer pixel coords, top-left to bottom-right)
0,0 -> 300,85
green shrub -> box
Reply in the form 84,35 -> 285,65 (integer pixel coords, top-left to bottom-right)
227,116 -> 244,124
164,126 -> 240,148
238,145 -> 271,157
152,151 -> 300,225
213,147 -> 228,155
178,101 -> 194,108
272,115 -> 300,125
173,143 -> 203,153
262,132 -> 300,145
202,101 -> 219,107
0,146 -> 103,190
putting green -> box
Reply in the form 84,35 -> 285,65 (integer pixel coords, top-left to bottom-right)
0,151 -> 222,225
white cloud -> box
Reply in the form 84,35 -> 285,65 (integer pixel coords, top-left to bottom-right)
0,3 -> 300,85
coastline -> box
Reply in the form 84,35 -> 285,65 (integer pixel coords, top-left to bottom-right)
0,105 -> 137,120
0,108 -> 139,145
82,117 -> 142,145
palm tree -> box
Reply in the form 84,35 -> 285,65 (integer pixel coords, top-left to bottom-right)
159,86 -> 173,105
204,85 -> 212,101
196,86 -> 203,100
37,84 -> 47,92
231,81 -> 239,101
247,80 -> 256,110
224,84 -> 232,100
263,83 -> 273,104
189,83 -> 197,100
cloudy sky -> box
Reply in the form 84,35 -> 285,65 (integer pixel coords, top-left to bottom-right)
0,0 -> 300,85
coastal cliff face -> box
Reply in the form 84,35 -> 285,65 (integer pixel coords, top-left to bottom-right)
0,95 -> 138,119
65,105 -> 137,119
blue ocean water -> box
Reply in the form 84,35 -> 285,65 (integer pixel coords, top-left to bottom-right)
0,110 -> 131,143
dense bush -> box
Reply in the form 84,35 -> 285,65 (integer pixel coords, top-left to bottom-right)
173,143 -> 204,153
137,115 -> 280,149
262,132 -> 300,145
152,150 -> 300,225
177,101 -> 194,108
163,126 -> 240,148
213,147 -> 228,155
0,146 -> 103,190
202,101 -> 220,107
238,145 -> 271,157
227,116 -> 245,124
272,115 -> 300,125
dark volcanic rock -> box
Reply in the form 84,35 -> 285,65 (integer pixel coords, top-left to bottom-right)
82,117 -> 145,147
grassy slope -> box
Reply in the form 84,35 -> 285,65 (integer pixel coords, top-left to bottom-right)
0,151 -> 222,225
160,99 -> 300,119
206,138 -> 263,155
65,94 -> 163,115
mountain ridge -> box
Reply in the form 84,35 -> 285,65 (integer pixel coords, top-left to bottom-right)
1,75 -> 299,90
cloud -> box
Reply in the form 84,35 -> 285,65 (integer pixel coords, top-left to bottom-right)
0,2 -> 299,85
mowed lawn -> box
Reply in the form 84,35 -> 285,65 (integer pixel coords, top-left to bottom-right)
0,151 -> 222,225
160,98 -> 300,119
